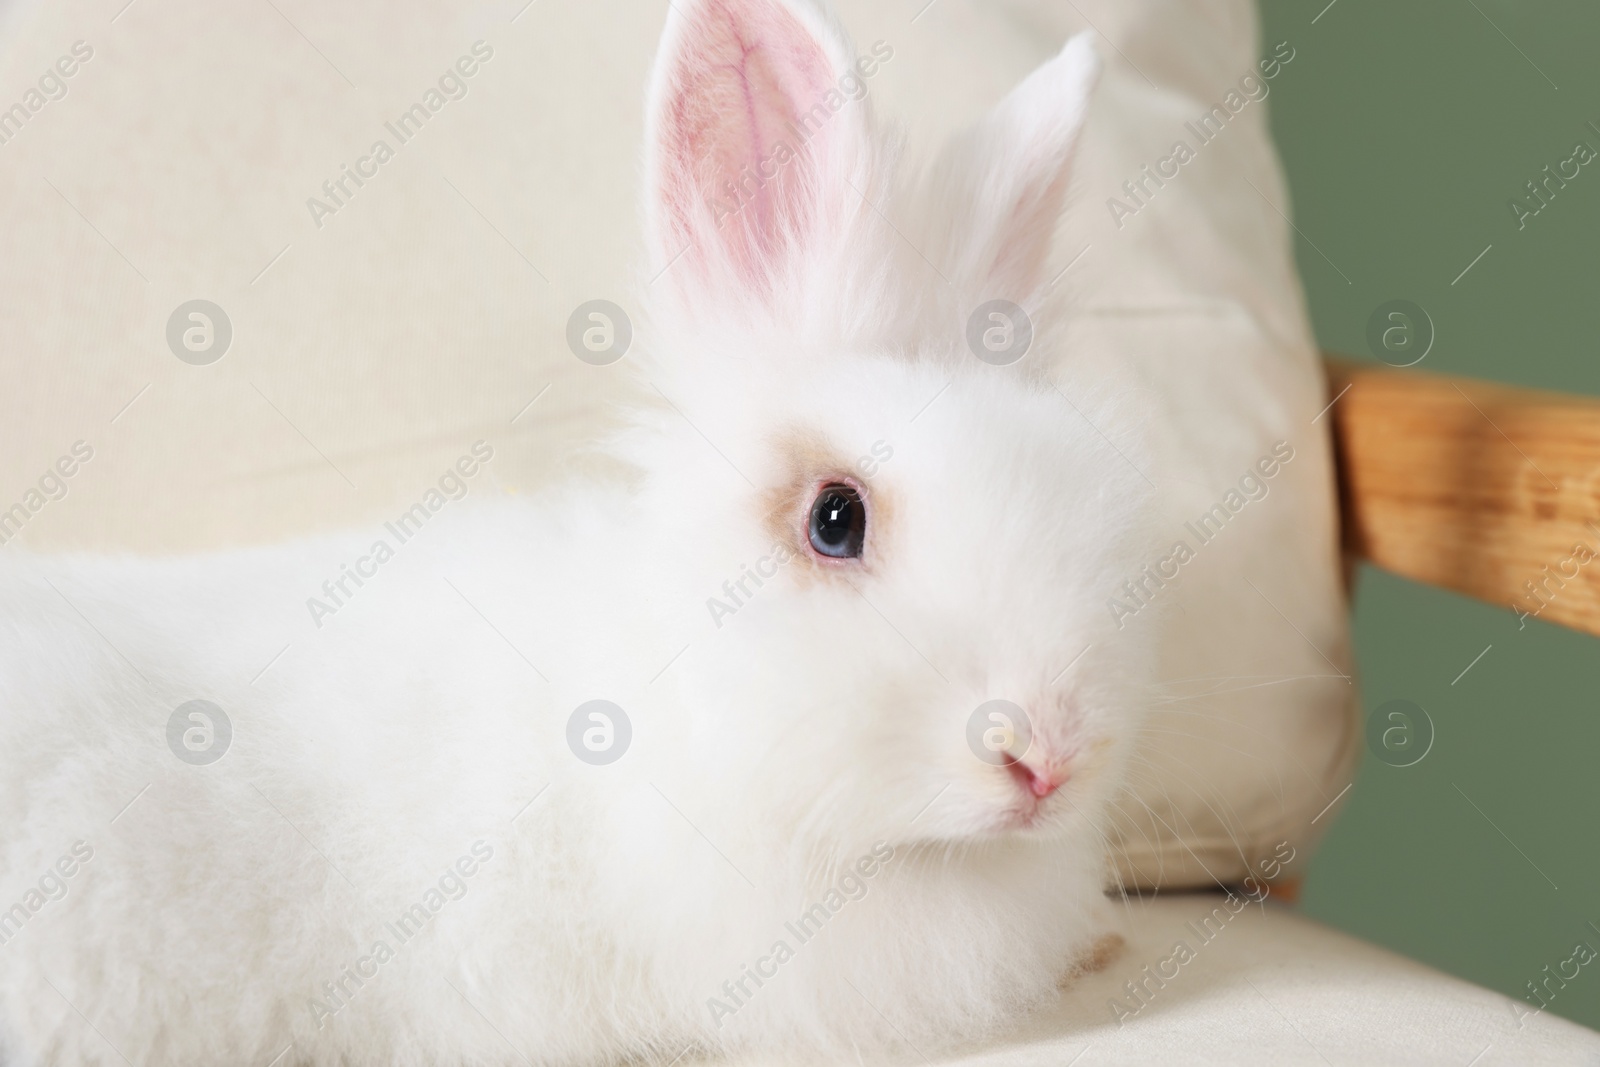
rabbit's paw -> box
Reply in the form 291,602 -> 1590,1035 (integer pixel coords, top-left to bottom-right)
1059,932 -> 1125,987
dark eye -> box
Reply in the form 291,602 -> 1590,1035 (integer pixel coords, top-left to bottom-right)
807,483 -> 866,559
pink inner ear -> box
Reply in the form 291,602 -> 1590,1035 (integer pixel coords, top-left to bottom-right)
659,0 -> 836,287
987,167 -> 1070,296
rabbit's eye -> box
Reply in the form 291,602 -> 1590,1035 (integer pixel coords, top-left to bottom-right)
808,483 -> 866,559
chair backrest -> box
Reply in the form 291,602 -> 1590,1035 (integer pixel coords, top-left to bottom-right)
1327,358 -> 1600,637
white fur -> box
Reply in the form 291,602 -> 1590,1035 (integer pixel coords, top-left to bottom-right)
0,3 -> 1157,1063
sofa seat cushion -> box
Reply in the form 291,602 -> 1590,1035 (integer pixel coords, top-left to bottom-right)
723,895 -> 1600,1066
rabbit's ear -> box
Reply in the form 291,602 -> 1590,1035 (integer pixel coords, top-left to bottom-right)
645,0 -> 869,308
923,34 -> 1099,306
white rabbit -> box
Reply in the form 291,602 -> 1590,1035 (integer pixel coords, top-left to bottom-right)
0,0 -> 1158,1063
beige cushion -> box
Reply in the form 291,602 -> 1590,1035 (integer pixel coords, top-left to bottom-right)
0,0 -> 1354,889
722,894 -> 1600,1065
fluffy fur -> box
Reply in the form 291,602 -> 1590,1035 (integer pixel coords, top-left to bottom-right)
0,2 -> 1158,1063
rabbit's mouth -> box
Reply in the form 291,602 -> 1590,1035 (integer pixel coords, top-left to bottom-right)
997,792 -> 1062,833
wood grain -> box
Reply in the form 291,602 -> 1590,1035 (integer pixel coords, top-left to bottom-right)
1327,358 -> 1600,638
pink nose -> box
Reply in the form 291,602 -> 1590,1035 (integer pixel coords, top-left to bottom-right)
1008,755 -> 1067,798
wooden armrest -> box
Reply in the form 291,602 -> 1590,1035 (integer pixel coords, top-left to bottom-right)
1327,358 -> 1600,638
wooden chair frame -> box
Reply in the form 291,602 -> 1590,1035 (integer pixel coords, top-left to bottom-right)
1328,358 -> 1600,637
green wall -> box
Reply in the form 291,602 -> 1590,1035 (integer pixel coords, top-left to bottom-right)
1257,0 -> 1600,1031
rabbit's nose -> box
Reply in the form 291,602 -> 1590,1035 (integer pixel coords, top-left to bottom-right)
1006,750 -> 1068,798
